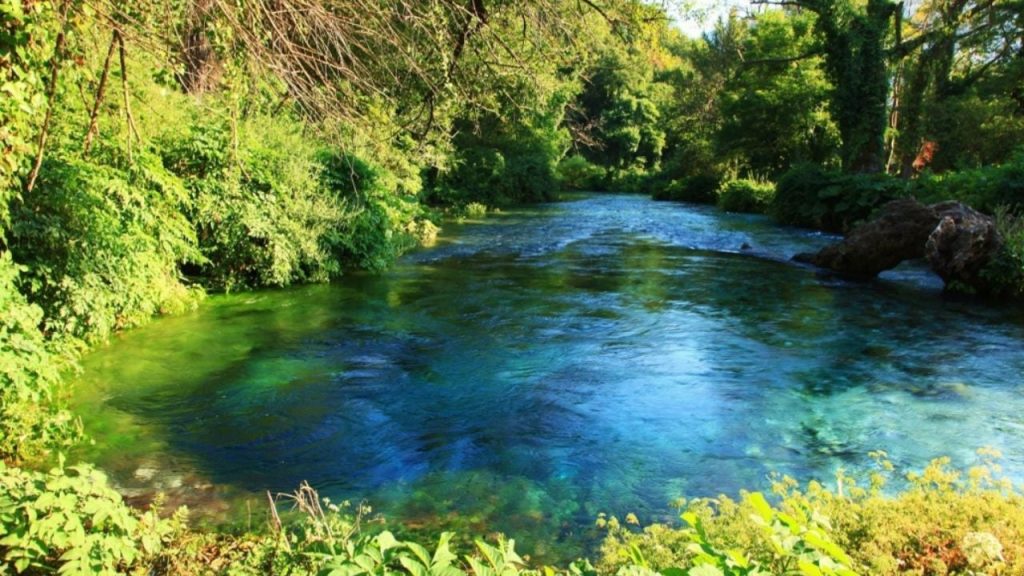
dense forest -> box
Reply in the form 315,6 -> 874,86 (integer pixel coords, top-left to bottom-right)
3,0 -> 1024,573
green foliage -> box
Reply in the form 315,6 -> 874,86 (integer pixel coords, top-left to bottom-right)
159,117 -> 344,290
652,175 -> 721,204
0,459 -> 180,575
431,109 -> 567,207
770,164 -> 907,232
571,47 -> 668,175
716,11 -> 839,177
0,255 -> 76,464
600,490 -> 860,576
608,166 -> 656,194
600,453 -> 1024,576
812,0 -> 897,173
653,24 -> 736,185
716,180 -> 775,214
912,149 -> 1024,214
319,150 -> 426,272
9,151 -> 202,342
979,207 -> 1024,299
557,156 -> 607,191
150,483 -> 557,576
0,0 -> 52,229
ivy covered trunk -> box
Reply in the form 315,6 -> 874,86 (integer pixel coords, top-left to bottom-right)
815,0 -> 898,173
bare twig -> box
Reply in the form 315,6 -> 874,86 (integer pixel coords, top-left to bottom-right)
267,490 -> 283,533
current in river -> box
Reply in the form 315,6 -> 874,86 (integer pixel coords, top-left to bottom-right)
71,194 -> 1024,562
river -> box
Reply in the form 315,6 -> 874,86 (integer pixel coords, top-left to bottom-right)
71,193 -> 1024,561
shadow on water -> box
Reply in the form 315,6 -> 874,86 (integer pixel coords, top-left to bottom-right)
71,194 -> 1024,562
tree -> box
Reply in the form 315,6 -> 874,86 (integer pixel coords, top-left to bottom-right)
749,0 -> 900,173
891,0 -> 1024,172
717,9 -> 839,176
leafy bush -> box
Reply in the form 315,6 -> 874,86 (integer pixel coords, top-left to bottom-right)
429,112 -> 567,207
913,149 -> 1024,214
770,164 -> 908,232
4,455 -> 1024,575
599,452 -> 1024,576
717,179 -> 775,214
9,152 -> 202,342
0,0 -> 53,225
160,118 -> 345,289
652,174 -> 722,204
0,459 -> 180,574
608,165 -> 655,193
979,207 -> 1024,298
557,155 -> 607,191
0,255 -> 77,464
319,150 -> 426,272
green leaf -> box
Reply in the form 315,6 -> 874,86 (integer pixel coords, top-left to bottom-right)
432,533 -> 458,568
400,556 -> 428,576
797,560 -> 823,576
377,530 -> 400,552
405,541 -> 431,566
686,565 -> 724,576
681,512 -> 699,528
803,531 -> 851,566
746,493 -> 773,524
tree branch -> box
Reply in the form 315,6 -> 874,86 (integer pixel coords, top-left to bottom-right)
84,31 -> 118,156
116,30 -> 141,162
26,0 -> 72,193
741,48 -> 824,67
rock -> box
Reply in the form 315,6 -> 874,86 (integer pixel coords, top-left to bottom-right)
793,198 -> 939,278
794,198 -> 1003,294
134,466 -> 158,481
925,203 -> 1003,293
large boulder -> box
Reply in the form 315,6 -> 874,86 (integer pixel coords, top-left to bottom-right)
794,198 -> 1003,294
793,198 -> 940,278
925,203 -> 1003,292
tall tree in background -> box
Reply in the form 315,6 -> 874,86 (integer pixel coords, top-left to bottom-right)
891,0 -> 1024,172
751,0 -> 901,173
718,9 -> 838,176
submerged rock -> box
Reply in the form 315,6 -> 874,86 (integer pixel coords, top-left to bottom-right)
795,198 -> 1003,295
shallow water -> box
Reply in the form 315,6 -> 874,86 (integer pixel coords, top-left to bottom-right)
72,194 -> 1024,561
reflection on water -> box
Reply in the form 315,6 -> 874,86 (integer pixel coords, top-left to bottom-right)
72,194 -> 1024,561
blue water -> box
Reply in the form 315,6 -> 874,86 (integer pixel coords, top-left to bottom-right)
72,194 -> 1024,560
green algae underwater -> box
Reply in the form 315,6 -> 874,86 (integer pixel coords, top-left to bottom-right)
69,194 -> 1024,563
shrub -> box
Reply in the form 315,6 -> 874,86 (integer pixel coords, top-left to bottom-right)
913,149 -> 1024,214
557,155 -> 607,191
652,174 -> 721,204
160,118 -> 346,289
0,255 -> 77,464
429,112 -> 566,206
9,151 -> 202,342
979,207 -> 1024,299
717,178 -> 775,214
770,164 -> 907,232
608,165 -> 654,193
0,460 -> 181,574
599,452 -> 1024,576
318,151 -> 427,272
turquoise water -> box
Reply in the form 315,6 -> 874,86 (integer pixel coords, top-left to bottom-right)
72,194 -> 1024,560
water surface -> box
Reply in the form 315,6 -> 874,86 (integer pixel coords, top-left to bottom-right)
72,194 -> 1024,560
